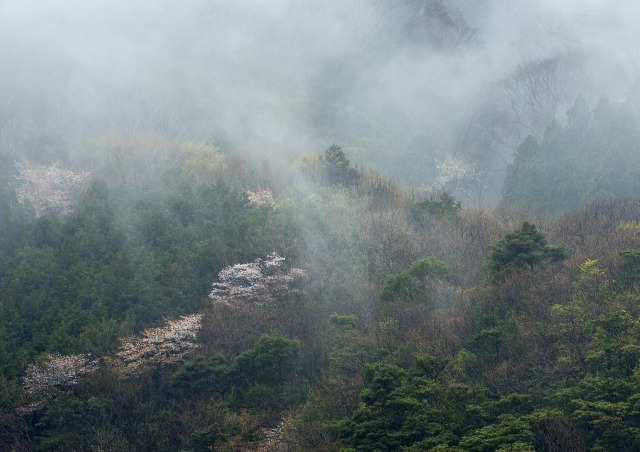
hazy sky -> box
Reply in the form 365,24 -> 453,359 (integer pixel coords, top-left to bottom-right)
1,0 -> 639,185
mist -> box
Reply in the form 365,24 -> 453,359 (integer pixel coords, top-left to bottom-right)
2,0 -> 640,197
6,3 -> 640,448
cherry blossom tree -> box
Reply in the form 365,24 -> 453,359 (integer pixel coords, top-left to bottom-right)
20,314 -> 204,412
209,253 -> 306,306
258,414 -> 294,451
108,314 -> 203,375
23,353 -> 99,398
14,161 -> 91,216
247,188 -> 275,207
430,157 -> 484,205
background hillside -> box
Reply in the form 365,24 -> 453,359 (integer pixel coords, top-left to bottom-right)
2,0 -> 640,199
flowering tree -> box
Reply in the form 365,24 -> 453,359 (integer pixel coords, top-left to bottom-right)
430,157 -> 483,204
14,161 -> 91,216
247,188 -> 275,207
258,414 -> 294,451
109,314 -> 203,375
20,314 -> 203,412
23,353 -> 99,398
209,253 -> 306,305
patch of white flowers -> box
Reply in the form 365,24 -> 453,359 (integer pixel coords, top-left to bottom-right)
258,413 -> 295,451
209,252 -> 306,305
247,188 -> 275,207
14,161 -> 91,216
430,157 -> 481,202
23,353 -> 99,397
109,313 -> 203,375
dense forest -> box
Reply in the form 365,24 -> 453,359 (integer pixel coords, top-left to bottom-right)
3,0 -> 640,450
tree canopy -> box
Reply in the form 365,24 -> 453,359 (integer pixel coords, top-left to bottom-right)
486,221 -> 568,281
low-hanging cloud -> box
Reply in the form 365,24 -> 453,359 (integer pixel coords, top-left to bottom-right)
1,0 -> 639,190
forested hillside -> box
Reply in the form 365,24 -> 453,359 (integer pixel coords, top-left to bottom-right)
2,140 -> 640,450
2,0 -> 640,450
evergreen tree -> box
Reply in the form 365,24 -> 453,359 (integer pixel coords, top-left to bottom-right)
487,222 -> 567,282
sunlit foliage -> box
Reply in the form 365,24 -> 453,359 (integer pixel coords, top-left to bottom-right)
178,141 -> 226,182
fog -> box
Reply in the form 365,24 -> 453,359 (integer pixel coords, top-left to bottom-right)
2,0 -> 640,198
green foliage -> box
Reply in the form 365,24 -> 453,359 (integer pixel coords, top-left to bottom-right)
281,314 -> 383,449
230,331 -> 301,420
327,314 -> 371,378
457,414 -> 535,451
0,183 -> 136,375
234,330 -> 300,387
191,423 -> 232,452
555,375 -> 640,450
486,222 -> 567,281
380,256 -> 450,303
177,141 -> 226,183
0,377 -> 29,450
0,169 -> 297,377
620,249 -> 640,288
0,184 -> 35,253
170,355 -> 232,396
410,192 -> 461,227
4,122 -> 640,451
35,391 -> 114,451
502,136 -> 544,207
339,356 -> 491,451
378,257 -> 452,339
321,144 -> 360,187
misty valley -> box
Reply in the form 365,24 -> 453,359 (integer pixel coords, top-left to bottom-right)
2,1 -> 640,450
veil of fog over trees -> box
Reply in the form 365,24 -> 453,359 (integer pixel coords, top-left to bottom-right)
2,0 -> 640,196
2,1 -> 640,450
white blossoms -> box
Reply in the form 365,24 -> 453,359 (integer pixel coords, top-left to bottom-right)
23,353 -> 99,397
21,250 -> 301,400
209,252 -> 306,305
14,161 -> 91,216
247,188 -> 275,207
430,157 -> 481,202
110,314 -> 204,375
